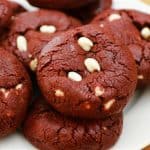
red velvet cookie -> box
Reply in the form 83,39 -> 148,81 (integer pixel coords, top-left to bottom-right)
37,24 -> 137,119
27,0 -> 94,9
67,0 -> 112,23
0,48 -> 32,138
24,98 -> 123,150
3,10 -> 81,71
0,1 -> 25,43
92,9 -> 150,86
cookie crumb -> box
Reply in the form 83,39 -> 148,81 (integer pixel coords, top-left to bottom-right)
141,27 -> 150,40
104,99 -> 115,110
78,37 -> 93,51
68,72 -> 82,82
17,35 -> 28,52
95,86 -> 105,97
29,58 -> 38,71
40,25 -> 56,33
84,58 -> 101,73
108,14 -> 121,22
55,89 -> 64,97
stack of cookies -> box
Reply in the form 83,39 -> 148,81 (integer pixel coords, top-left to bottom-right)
0,0 -> 149,149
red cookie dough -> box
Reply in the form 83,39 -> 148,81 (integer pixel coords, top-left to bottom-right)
37,24 -> 137,119
27,0 -> 94,9
24,98 -> 123,150
0,48 -> 32,138
3,10 -> 81,71
92,9 -> 150,86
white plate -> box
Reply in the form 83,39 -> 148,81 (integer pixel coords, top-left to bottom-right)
2,0 -> 150,150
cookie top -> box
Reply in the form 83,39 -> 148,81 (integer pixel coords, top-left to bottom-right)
24,98 -> 123,150
3,10 -> 81,71
92,9 -> 150,86
27,0 -> 94,9
0,48 -> 32,138
37,24 -> 137,119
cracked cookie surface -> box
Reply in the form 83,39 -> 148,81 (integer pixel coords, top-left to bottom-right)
92,9 -> 150,87
37,24 -> 137,119
3,10 -> 81,71
0,48 -> 32,138
24,98 -> 123,150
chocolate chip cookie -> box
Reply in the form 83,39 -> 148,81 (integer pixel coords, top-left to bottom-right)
24,98 -> 123,150
0,48 -> 32,138
3,10 -> 81,71
92,9 -> 150,86
37,24 -> 137,119
27,0 -> 94,9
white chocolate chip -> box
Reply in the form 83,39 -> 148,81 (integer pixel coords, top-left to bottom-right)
40,25 -> 56,33
68,72 -> 82,82
104,99 -> 115,110
141,27 -> 150,40
84,58 -> 101,73
55,89 -> 64,97
15,84 -> 23,90
0,88 -> 6,93
0,88 -> 9,98
108,14 -> 121,22
78,37 -> 94,51
138,75 -> 144,80
17,35 -> 28,52
4,92 -> 9,98
29,58 -> 38,71
95,86 -> 105,97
